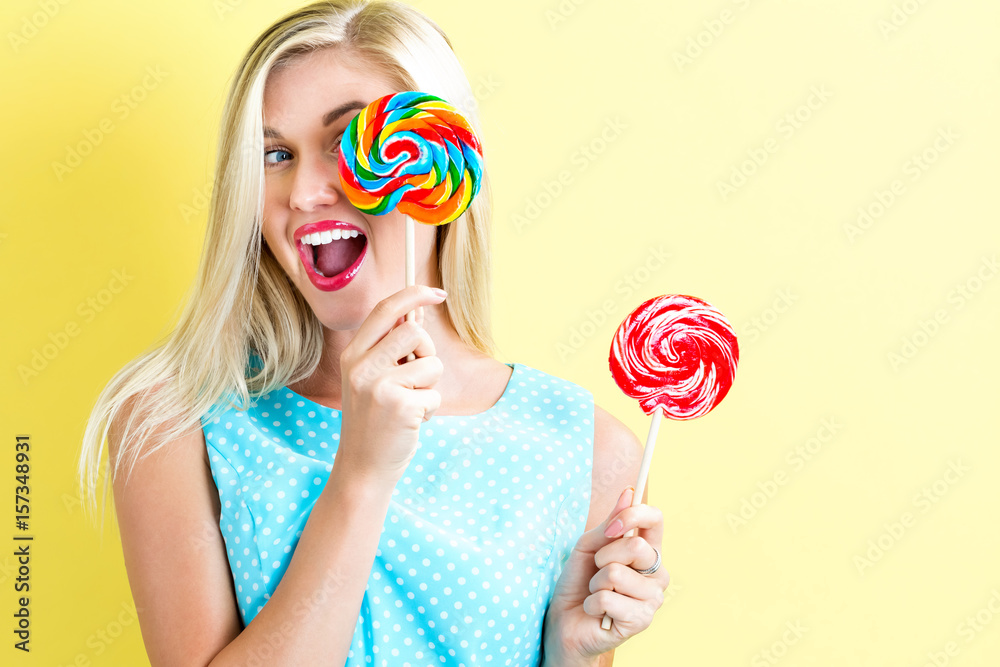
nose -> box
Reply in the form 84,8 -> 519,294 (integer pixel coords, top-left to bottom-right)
288,152 -> 342,212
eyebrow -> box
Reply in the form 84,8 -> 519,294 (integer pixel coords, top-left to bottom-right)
263,101 -> 366,139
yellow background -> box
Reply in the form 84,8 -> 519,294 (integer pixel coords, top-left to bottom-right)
2,0 -> 999,664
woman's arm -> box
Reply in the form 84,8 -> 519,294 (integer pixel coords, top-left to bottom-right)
208,453 -> 396,665
109,400 -> 397,666
549,404 -> 647,667
595,404 -> 650,667
112,287 -> 446,665
109,405 -> 242,666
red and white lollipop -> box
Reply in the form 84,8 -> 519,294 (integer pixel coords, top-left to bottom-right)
601,294 -> 739,629
610,294 -> 738,420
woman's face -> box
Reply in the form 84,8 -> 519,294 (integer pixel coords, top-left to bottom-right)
261,48 -> 437,330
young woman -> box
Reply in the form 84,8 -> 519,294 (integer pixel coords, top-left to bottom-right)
78,2 -> 669,664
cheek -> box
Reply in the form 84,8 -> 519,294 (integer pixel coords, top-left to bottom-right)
262,181 -> 287,222
260,219 -> 282,250
417,224 -> 440,254
260,219 -> 298,275
261,195 -> 288,245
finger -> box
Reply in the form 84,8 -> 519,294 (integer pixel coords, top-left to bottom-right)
413,388 -> 442,421
589,562 -> 667,603
386,355 -> 443,390
352,285 -> 446,353
594,534 -> 659,572
371,321 -> 436,369
395,304 -> 426,329
583,589 -> 657,635
603,503 -> 664,550
573,487 -> 635,555
394,307 -> 426,365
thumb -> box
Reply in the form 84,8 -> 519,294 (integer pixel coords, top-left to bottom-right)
574,486 -> 634,554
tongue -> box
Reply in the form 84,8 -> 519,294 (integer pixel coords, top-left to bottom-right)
315,237 -> 364,277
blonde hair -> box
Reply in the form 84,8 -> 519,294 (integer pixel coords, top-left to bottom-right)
77,0 -> 494,525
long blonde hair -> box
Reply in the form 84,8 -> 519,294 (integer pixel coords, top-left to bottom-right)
77,0 -> 494,525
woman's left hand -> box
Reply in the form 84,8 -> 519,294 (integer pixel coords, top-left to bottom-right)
542,486 -> 669,664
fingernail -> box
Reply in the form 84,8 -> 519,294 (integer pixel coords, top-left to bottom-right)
431,287 -> 447,298
605,519 -> 624,538
620,486 -> 634,506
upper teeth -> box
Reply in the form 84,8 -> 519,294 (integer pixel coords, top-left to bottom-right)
301,229 -> 361,245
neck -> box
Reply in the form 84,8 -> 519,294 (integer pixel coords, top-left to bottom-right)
289,294 -> 484,409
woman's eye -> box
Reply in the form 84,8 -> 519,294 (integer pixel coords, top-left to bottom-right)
264,149 -> 292,166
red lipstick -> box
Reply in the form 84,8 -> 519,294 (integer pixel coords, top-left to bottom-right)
294,220 -> 367,291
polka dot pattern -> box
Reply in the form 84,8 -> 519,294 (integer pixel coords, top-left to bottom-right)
201,362 -> 594,666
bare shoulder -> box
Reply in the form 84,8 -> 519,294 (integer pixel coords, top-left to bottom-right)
586,404 -> 646,531
109,387 -> 242,665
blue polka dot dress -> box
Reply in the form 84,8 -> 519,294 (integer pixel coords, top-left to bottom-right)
201,362 -> 594,666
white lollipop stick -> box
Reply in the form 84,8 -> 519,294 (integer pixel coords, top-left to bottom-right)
601,407 -> 662,631
404,215 -> 417,363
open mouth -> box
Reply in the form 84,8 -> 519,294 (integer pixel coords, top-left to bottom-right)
295,222 -> 367,291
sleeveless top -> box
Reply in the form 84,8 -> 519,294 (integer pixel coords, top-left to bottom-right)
201,361 -> 594,667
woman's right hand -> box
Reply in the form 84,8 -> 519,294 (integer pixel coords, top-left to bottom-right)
336,285 -> 447,483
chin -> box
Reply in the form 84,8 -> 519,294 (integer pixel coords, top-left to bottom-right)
299,287 -> 376,333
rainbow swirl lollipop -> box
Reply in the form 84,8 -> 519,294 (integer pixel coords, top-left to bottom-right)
610,294 -> 739,420
338,91 -> 483,225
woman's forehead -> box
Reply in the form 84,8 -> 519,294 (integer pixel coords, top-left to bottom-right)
263,50 -> 396,130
